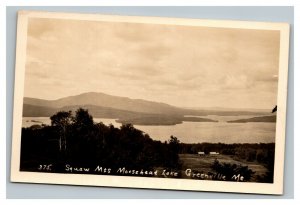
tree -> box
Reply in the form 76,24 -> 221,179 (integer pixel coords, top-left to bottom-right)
167,136 -> 181,168
73,108 -> 94,128
50,111 -> 73,151
169,136 -> 180,151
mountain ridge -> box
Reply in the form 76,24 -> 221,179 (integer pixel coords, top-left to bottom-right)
24,92 -> 182,115
24,92 -> 270,117
23,92 -> 276,125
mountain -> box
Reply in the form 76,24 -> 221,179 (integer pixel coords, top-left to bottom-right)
24,92 -> 181,115
24,92 -> 269,117
23,92 -> 273,125
227,115 -> 276,123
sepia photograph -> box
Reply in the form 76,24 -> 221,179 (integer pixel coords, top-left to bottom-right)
10,11 -> 290,194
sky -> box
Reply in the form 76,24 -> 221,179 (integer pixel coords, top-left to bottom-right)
24,17 -> 280,109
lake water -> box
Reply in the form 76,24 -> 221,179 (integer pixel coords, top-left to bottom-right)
22,115 -> 276,144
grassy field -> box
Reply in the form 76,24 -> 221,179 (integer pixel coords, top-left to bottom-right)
179,154 -> 268,182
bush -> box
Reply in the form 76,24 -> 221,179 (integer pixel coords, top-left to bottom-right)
211,159 -> 255,182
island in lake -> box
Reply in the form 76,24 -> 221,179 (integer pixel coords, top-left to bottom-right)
227,115 -> 276,123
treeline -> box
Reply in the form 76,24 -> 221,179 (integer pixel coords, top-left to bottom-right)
20,108 -> 275,182
179,143 -> 275,164
20,108 -> 181,173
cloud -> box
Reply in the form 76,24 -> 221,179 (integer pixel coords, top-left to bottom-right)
24,18 -> 280,109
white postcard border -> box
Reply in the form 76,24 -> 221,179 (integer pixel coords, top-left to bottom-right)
10,11 -> 290,195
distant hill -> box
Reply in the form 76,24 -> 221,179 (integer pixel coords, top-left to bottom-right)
183,106 -> 271,113
24,92 -> 181,115
227,115 -> 276,123
23,92 -> 272,125
23,103 -> 165,119
23,104 -> 57,117
23,104 -> 218,126
24,92 -> 269,117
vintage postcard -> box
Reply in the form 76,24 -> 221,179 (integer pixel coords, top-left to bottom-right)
11,11 -> 290,194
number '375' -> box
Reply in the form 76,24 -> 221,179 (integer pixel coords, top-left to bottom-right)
38,164 -> 52,171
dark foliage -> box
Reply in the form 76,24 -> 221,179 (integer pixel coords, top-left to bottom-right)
20,108 -> 275,183
211,159 -> 255,181
20,108 -> 181,173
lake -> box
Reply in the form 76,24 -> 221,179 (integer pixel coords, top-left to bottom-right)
22,115 -> 276,144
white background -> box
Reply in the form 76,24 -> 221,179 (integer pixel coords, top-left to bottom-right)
1,0 -> 298,203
